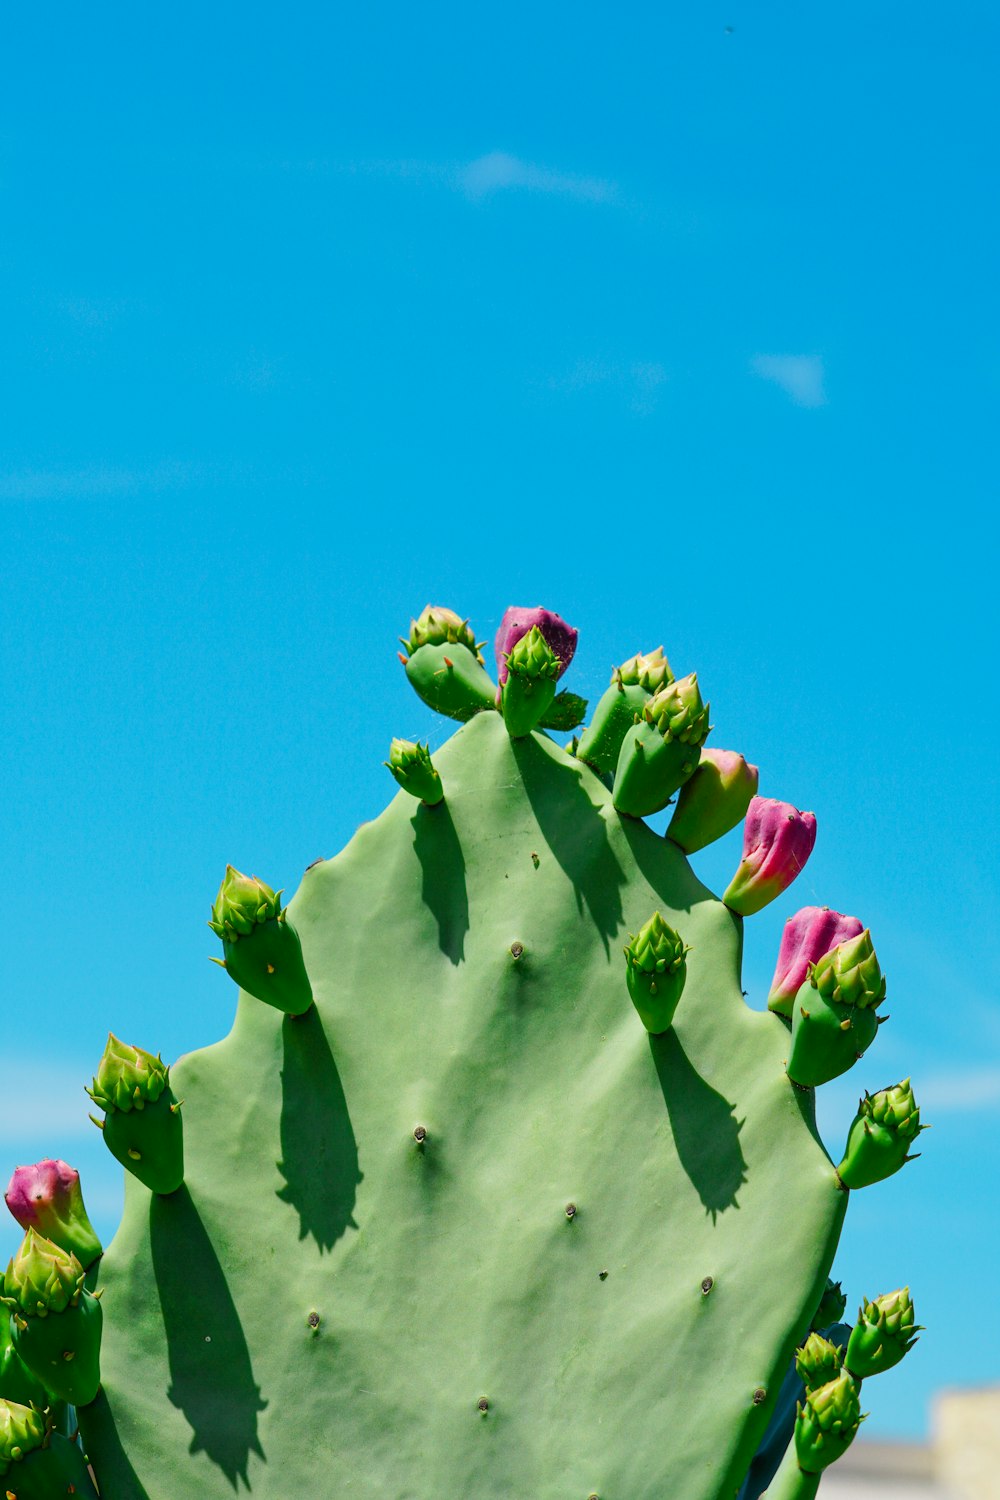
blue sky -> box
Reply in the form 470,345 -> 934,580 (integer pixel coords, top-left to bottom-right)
2,1 -> 997,1443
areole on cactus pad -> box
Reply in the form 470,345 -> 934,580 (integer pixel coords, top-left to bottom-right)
2,602 -> 925,1500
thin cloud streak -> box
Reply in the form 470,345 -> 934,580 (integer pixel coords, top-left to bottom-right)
918,1066 -> 1000,1113
458,152 -> 616,204
752,354 -> 827,408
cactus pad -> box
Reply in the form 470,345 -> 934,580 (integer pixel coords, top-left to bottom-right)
7,604 -> 924,1500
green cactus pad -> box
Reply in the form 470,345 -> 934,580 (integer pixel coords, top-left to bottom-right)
613,673 -> 711,817
623,911 -> 689,1033
404,641 -> 498,722
101,1089 -> 185,1196
78,710 -> 848,1500
500,626 -> 560,738
837,1079 -> 924,1189
385,738 -> 445,806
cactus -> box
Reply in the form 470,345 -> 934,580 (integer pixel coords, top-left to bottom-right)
4,602 -> 926,1499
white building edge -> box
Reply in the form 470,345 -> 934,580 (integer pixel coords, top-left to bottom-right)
819,1388 -> 1000,1500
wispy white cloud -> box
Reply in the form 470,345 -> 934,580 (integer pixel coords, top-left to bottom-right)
752,354 -> 827,408
457,152 -> 616,204
545,357 -> 667,415
287,152 -> 619,207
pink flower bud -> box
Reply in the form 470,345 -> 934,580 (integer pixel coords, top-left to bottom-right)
4,1159 -> 103,1268
723,796 -> 817,917
766,906 -> 864,1016
494,606 -> 577,687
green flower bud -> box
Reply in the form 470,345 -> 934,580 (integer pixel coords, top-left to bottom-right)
642,673 -> 711,745
838,1079 -> 926,1189
385,739 -> 444,806
846,1289 -> 921,1379
811,930 -> 886,1010
614,646 -> 674,694
501,627 -> 560,738
402,606 -> 484,664
209,866 -> 283,942
794,1372 -> 864,1473
623,912 -> 689,1033
787,933 -> 886,1088
613,674 -> 711,818
811,1277 -> 847,1330
2,1230 -> 85,1318
795,1333 -> 843,1391
0,1397 -> 48,1470
86,1034 -> 169,1114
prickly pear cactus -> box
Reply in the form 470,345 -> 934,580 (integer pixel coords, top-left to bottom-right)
2,603 -> 926,1500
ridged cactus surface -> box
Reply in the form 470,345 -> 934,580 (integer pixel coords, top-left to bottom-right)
79,711 -> 841,1498
2,603 -> 925,1500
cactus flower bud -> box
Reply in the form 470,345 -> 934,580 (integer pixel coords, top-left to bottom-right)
0,1397 -> 99,1494
87,1035 -> 169,1114
846,1289 -> 921,1379
501,626 -> 562,738
786,931 -> 886,1088
576,647 -> 672,776
209,865 -> 313,1017
795,1332 -> 843,1391
494,606 -> 577,687
667,748 -> 759,855
0,1230 -> 103,1406
4,1160 -> 102,1269
723,797 -> 817,917
811,1277 -> 848,1331
400,606 -> 497,722
87,1035 -> 184,1195
0,1397 -> 47,1469
767,908 -> 865,1018
403,605 -> 484,664
623,912 -> 690,1033
2,1229 -> 85,1318
837,1079 -> 925,1189
812,930 -> 887,1009
209,866 -> 282,942
612,673 -> 711,818
385,738 -> 444,806
794,1372 -> 864,1473
615,646 -> 674,694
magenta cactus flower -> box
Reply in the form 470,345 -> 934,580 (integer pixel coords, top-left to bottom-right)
723,796 -> 817,916
4,1159 -> 102,1269
494,606 -> 578,688
766,906 -> 865,1017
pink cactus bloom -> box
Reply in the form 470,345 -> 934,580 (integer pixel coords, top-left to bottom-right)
766,905 -> 864,1016
5,1158 -> 102,1266
723,796 -> 817,917
494,606 -> 578,688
